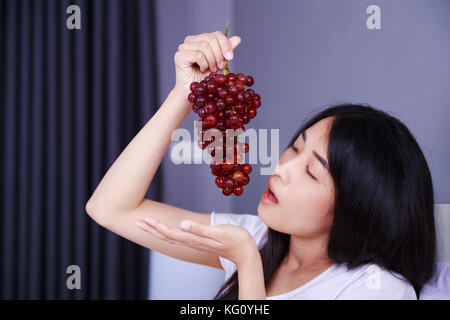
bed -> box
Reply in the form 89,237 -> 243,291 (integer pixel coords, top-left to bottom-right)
420,204 -> 450,299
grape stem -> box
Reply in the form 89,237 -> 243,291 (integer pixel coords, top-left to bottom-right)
223,23 -> 234,114
224,22 -> 230,75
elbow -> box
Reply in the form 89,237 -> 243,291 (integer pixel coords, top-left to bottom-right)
85,199 -> 95,216
85,200 -> 109,228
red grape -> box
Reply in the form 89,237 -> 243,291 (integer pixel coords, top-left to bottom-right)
194,85 -> 205,96
248,107 -> 257,118
215,176 -> 225,188
216,99 -> 226,111
228,85 -> 238,95
225,95 -> 235,106
233,185 -> 244,196
188,93 -> 196,103
235,103 -> 245,113
240,163 -> 252,175
222,187 -> 233,196
246,76 -> 254,86
251,99 -> 261,108
242,174 -> 250,186
197,107 -> 207,119
195,96 -> 205,107
222,161 -> 234,172
235,81 -> 245,93
227,73 -> 236,81
232,171 -> 244,183
204,102 -> 216,114
186,69 -> 261,196
206,82 -> 217,93
190,82 -> 199,92
205,114 -> 217,127
237,73 -> 247,83
214,74 -> 227,86
224,177 -> 234,188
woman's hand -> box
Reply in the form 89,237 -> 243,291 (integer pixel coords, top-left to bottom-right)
134,216 -> 256,267
173,31 -> 242,97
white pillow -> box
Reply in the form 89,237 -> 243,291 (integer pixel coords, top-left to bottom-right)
419,284 -> 450,300
420,263 -> 450,300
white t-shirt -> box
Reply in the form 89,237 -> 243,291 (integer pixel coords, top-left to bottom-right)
210,211 -> 417,300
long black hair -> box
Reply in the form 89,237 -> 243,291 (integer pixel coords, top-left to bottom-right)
213,103 -> 436,299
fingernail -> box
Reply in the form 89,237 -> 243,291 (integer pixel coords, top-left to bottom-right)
134,221 -> 147,229
180,220 -> 191,230
218,61 -> 224,69
224,52 -> 233,60
212,65 -> 217,72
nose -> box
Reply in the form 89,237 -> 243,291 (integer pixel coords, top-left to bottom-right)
273,155 -> 297,185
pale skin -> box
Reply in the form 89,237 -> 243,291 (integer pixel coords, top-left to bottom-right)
86,30 -> 335,300
259,117 -> 336,296
134,216 -> 266,300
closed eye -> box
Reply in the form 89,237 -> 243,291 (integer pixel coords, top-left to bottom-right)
307,166 -> 317,180
291,146 -> 317,180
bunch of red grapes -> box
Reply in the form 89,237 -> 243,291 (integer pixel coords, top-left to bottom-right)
187,71 -> 261,196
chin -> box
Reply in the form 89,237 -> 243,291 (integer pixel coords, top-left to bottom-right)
257,204 -> 274,227
258,205 -> 288,235
257,202 -> 264,218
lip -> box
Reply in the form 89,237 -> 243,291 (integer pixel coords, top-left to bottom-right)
262,187 -> 278,205
268,176 -> 279,198
261,176 -> 279,205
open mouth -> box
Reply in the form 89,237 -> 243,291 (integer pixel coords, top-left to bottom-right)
262,176 -> 279,205
268,186 -> 279,203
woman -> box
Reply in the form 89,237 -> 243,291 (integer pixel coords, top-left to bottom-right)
85,31 -> 436,300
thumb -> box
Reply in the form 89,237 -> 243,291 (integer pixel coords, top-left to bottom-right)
229,36 -> 242,49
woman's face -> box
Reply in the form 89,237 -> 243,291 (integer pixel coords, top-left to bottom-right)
258,117 -> 335,238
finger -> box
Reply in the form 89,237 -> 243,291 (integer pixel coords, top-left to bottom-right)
205,34 -> 226,70
183,33 -> 206,44
143,217 -> 223,249
179,41 -> 217,72
184,36 -> 223,71
134,220 -> 179,245
213,31 -> 241,61
180,220 -> 225,242
137,220 -> 216,254
176,48 -> 209,73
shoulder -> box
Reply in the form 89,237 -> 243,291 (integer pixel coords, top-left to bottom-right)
335,263 -> 417,300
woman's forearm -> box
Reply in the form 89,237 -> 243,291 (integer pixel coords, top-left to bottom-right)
237,246 -> 267,300
86,88 -> 191,216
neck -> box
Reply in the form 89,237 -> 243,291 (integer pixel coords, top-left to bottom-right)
282,233 -> 333,273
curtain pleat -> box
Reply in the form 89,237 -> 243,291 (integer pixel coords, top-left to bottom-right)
0,0 -> 4,298
2,0 -> 19,299
29,0 -> 44,299
0,0 -> 159,299
90,0 -> 106,300
44,0 -> 59,299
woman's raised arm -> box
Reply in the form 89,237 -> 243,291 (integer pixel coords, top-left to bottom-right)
85,31 -> 241,269
85,87 -> 192,219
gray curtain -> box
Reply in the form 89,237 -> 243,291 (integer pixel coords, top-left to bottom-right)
0,0 -> 161,299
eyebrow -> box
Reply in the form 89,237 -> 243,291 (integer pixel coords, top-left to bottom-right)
301,130 -> 330,172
